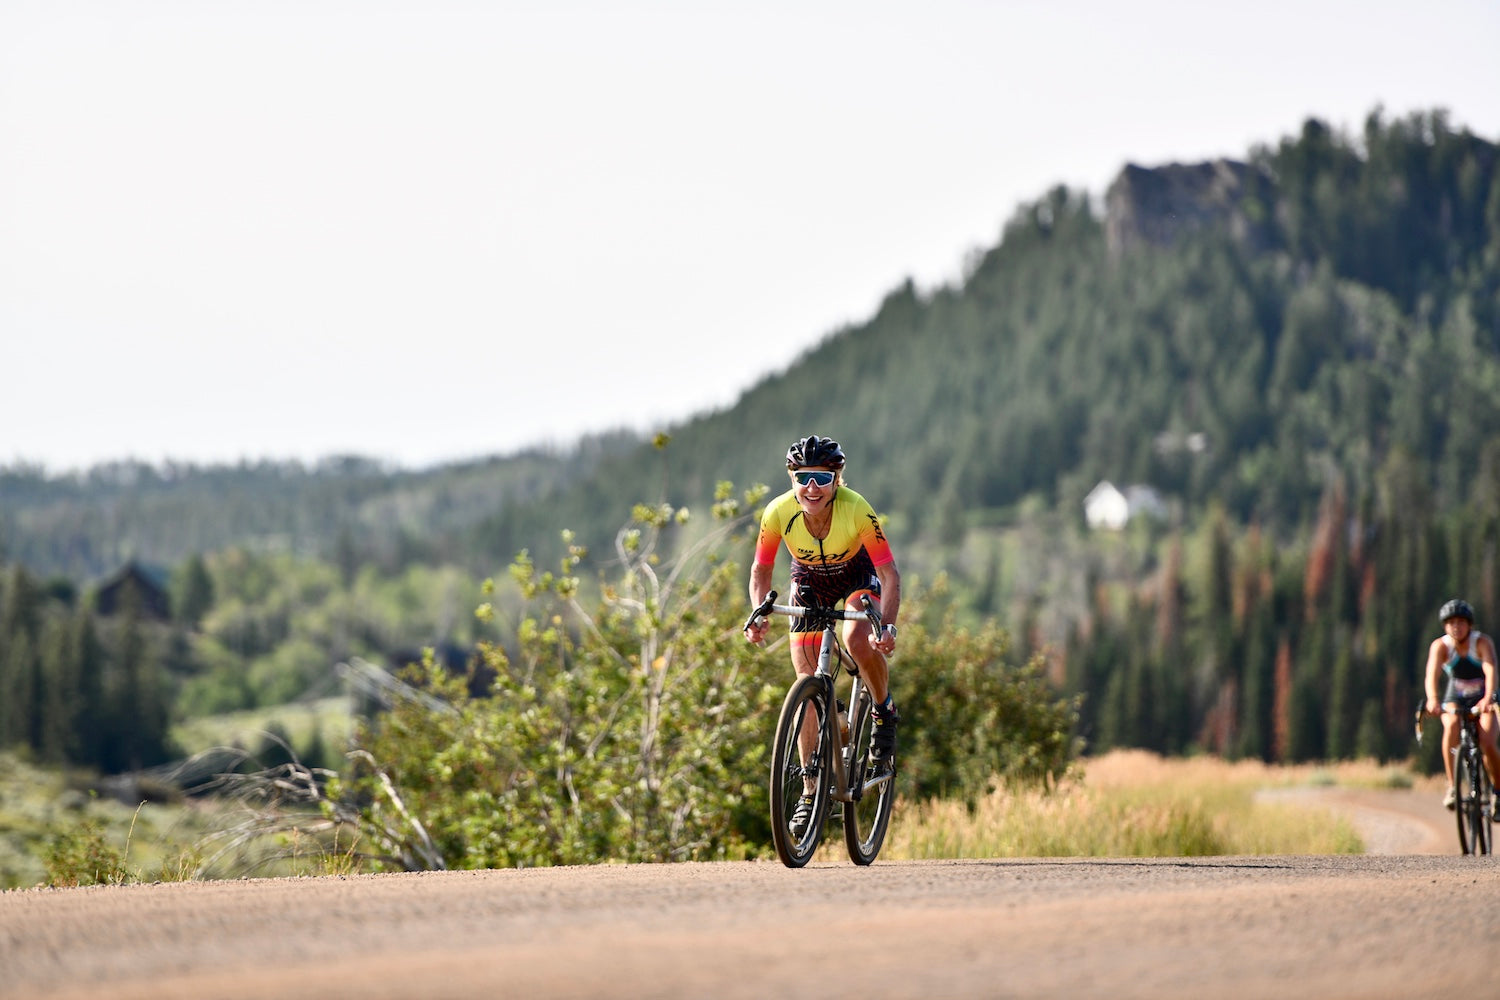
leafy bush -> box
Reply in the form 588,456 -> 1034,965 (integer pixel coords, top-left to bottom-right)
331,488 -> 783,869
892,576 -> 1080,803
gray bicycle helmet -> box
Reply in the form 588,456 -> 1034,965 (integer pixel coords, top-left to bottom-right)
1440,598 -> 1475,623
785,434 -> 845,470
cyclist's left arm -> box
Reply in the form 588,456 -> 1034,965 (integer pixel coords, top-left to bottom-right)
1479,633 -> 1499,710
854,498 -> 900,651
873,560 -> 901,654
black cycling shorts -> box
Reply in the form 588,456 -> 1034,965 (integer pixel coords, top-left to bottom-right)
788,549 -> 880,633
1443,656 -> 1486,708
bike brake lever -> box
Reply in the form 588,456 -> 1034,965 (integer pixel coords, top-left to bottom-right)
859,594 -> 883,641
743,590 -> 778,634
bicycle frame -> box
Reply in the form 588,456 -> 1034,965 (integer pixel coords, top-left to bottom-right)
747,587 -> 894,803
1455,707 -> 1493,854
749,592 -> 890,804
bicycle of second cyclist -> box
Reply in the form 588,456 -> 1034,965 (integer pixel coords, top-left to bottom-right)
744,589 -> 896,868
1416,698 -> 1494,855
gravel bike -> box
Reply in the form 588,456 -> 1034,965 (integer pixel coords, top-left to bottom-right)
744,590 -> 896,867
1416,700 -> 1494,855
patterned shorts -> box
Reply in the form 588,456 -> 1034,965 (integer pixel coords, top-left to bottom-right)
787,549 -> 880,633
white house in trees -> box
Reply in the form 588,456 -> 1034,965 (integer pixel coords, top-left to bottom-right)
1083,480 -> 1167,530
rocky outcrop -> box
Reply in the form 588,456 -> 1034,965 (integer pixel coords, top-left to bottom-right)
1104,159 -> 1274,257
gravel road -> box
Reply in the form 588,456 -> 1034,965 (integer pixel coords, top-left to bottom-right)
4,850 -> 1496,1000
1260,783 -> 1454,855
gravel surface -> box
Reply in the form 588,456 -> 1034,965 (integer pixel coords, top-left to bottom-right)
4,850 -> 1497,999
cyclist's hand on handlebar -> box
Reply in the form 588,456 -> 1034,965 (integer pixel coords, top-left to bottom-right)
873,625 -> 896,656
744,618 -> 768,645
742,590 -> 777,646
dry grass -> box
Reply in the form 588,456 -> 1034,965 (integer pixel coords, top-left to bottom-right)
875,750 -> 1408,859
1081,749 -> 1418,792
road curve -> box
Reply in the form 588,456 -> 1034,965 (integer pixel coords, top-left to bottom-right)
3,855 -> 1496,999
1262,784 -> 1453,854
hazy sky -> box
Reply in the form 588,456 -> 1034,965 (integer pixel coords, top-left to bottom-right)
4,1 -> 1497,473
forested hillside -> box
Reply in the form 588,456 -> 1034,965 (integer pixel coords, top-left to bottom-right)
3,107 -> 1498,771
483,109 -> 1500,560
0,433 -> 639,581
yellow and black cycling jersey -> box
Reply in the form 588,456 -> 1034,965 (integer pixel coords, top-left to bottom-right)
754,486 -> 894,570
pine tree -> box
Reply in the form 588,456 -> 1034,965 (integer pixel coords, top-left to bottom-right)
173,553 -> 215,628
72,608 -> 106,769
38,616 -> 75,762
1325,637 -> 1355,759
1237,587 -> 1277,761
107,596 -> 172,773
2,631 -> 36,749
1272,638 -> 1294,762
1354,699 -> 1386,761
1,567 -> 42,749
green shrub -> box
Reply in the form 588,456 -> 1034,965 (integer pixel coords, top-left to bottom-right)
334,499 -> 782,869
892,577 -> 1080,803
42,819 -> 131,887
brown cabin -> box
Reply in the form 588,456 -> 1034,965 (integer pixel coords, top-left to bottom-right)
95,561 -> 172,622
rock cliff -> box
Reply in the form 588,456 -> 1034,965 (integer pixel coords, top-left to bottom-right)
1104,159 -> 1273,257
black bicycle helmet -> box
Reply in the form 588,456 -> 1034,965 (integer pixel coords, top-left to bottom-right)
1440,598 -> 1475,623
785,434 -> 845,470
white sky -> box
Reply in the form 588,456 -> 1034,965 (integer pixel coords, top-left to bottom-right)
3,0 -> 1497,473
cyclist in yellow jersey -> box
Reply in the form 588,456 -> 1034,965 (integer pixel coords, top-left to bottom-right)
744,435 -> 902,836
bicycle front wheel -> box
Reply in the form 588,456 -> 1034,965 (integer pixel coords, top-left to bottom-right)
769,675 -> 834,868
842,687 -> 896,865
1456,749 -> 1490,855
1482,766 -> 1495,856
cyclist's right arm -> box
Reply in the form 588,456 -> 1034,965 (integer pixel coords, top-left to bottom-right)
745,562 -> 775,644
1425,638 -> 1446,715
746,500 -> 786,645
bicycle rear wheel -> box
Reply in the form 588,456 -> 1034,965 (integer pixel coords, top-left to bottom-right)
842,687 -> 896,865
769,675 -> 834,868
1456,749 -> 1489,855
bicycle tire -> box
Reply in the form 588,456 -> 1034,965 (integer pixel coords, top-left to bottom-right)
769,675 -> 834,868
842,686 -> 896,865
1456,748 -> 1487,855
1481,765 -> 1495,856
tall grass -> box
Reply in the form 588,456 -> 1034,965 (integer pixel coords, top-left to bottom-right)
0,751 -> 219,889
879,750 -> 1376,859
1,750 -> 339,889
